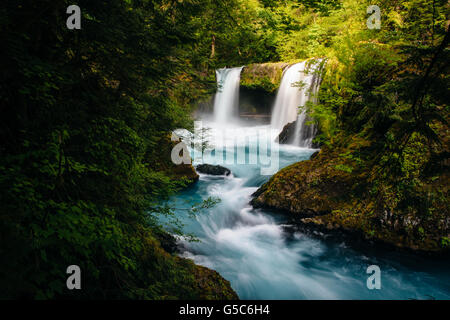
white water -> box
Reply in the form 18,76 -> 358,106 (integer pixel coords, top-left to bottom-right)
270,60 -> 321,147
213,67 -> 243,124
167,122 -> 450,299
292,63 -> 322,147
164,65 -> 450,300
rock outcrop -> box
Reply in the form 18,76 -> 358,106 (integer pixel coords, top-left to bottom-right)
147,233 -> 239,299
251,146 -> 352,216
240,62 -> 290,93
189,264 -> 239,300
251,143 -> 450,253
196,164 -> 231,176
155,134 -> 199,186
275,121 -> 296,144
275,120 -> 320,148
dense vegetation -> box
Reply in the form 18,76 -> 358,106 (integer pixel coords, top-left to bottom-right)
252,0 -> 449,251
302,0 -> 449,251
0,0 -> 245,299
0,0 -> 448,299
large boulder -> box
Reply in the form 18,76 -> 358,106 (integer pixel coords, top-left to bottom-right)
275,119 -> 320,148
251,142 -> 450,253
276,121 -> 296,144
153,229 -> 179,254
196,164 -> 231,176
251,146 -> 352,216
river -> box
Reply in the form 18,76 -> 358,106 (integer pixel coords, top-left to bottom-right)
166,120 -> 450,300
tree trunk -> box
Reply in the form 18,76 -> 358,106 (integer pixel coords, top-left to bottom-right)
210,34 -> 215,58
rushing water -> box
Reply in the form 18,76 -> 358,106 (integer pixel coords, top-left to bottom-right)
270,62 -> 305,130
270,60 -> 322,147
291,61 -> 322,147
213,67 -> 243,124
164,64 -> 450,300
167,120 -> 450,300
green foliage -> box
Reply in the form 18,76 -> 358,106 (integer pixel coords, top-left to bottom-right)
0,0 -> 235,299
441,237 -> 450,248
334,164 -> 353,173
303,0 -> 449,248
1,0 -> 449,299
250,0 -> 449,249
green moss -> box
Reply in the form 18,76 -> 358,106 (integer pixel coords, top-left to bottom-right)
135,230 -> 238,299
154,134 -> 199,187
252,136 -> 450,253
240,62 -> 290,93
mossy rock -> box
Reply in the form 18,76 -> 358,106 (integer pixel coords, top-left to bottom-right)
189,264 -> 239,300
240,62 -> 290,93
251,139 -> 450,253
140,230 -> 238,299
251,145 -> 353,215
153,134 -> 199,186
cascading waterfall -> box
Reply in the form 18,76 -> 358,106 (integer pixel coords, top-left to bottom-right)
292,64 -> 322,147
270,60 -> 322,148
169,119 -> 450,300
270,62 -> 307,130
213,67 -> 243,124
166,61 -> 450,300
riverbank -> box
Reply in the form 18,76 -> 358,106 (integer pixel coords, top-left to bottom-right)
251,141 -> 450,254
169,120 -> 450,299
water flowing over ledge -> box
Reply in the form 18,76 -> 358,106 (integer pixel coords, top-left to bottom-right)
270,59 -> 323,148
165,61 -> 450,299
169,120 -> 450,299
212,59 -> 323,148
213,67 -> 244,124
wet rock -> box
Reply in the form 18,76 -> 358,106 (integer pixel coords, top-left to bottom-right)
157,134 -> 199,186
275,121 -> 296,144
240,62 -> 290,93
196,164 -> 231,176
251,145 -> 352,216
250,143 -> 450,254
154,229 -> 178,254
275,120 -> 320,148
310,150 -> 320,160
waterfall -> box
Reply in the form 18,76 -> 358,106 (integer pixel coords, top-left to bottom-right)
292,68 -> 322,147
270,62 -> 307,130
213,67 -> 243,124
270,60 -> 322,147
